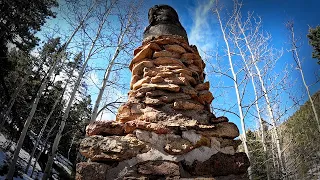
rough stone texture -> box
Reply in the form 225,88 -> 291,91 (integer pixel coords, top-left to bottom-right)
79,135 -> 149,161
86,120 -> 124,136
197,90 -> 214,105
138,161 -> 180,176
197,122 -> 240,139
76,162 -> 111,180
181,152 -> 250,177
179,174 -> 248,180
210,116 -> 229,124
153,50 -> 181,59
173,100 -> 204,110
76,4 -> 249,180
165,44 -> 187,54
130,44 -> 153,68
132,60 -> 154,76
124,120 -> 172,134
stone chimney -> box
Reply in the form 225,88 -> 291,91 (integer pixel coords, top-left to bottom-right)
76,5 -> 249,180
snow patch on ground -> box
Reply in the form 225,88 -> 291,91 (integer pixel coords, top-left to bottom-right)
0,132 -> 74,179
0,132 -> 42,179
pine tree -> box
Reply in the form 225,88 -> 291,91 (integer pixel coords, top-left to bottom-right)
0,0 -> 58,110
307,26 -> 320,64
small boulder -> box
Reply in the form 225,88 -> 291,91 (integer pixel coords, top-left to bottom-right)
133,76 -> 151,90
130,75 -> 141,89
76,162 -> 111,180
142,83 -> 180,92
86,121 -> 124,136
197,90 -> 214,105
132,60 -> 154,76
197,122 -> 240,139
181,53 -> 201,60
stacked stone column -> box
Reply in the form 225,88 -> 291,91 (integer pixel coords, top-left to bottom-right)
76,4 -> 249,180
118,35 -> 213,125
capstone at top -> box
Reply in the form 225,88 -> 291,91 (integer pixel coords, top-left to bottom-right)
143,5 -> 188,41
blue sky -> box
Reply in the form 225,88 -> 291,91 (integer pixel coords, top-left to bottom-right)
142,0 -> 320,131
40,0 -> 320,133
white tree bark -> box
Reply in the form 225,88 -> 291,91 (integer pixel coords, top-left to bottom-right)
41,4 -> 113,179
236,18 -> 286,177
214,5 -> 253,180
6,54 -> 61,180
5,3 -> 96,178
24,55 -> 79,174
234,36 -> 271,180
90,46 -> 122,122
24,92 -> 60,174
287,22 -> 320,133
90,2 -> 140,122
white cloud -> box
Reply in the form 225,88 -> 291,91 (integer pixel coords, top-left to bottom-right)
189,0 -> 216,58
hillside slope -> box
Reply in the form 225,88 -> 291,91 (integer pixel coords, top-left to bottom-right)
282,91 -> 320,179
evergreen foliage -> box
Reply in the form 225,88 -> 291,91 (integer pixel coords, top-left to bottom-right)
0,37 -> 92,177
245,92 -> 320,180
0,0 -> 58,108
246,130 -> 268,180
283,91 -> 320,179
307,26 -> 320,64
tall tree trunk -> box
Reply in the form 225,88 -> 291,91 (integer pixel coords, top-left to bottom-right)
6,55 -> 60,180
214,6 -> 253,180
90,46 -> 121,122
236,18 -> 286,178
41,5 -> 112,179
90,8 -> 134,121
234,38 -> 271,180
30,120 -> 58,179
25,56 -> 78,174
287,22 -> 320,133
67,134 -> 75,160
5,3 -> 95,178
24,93 -> 60,175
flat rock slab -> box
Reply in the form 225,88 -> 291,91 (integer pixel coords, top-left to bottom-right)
196,122 -> 239,139
86,121 -> 124,136
79,135 -> 149,162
